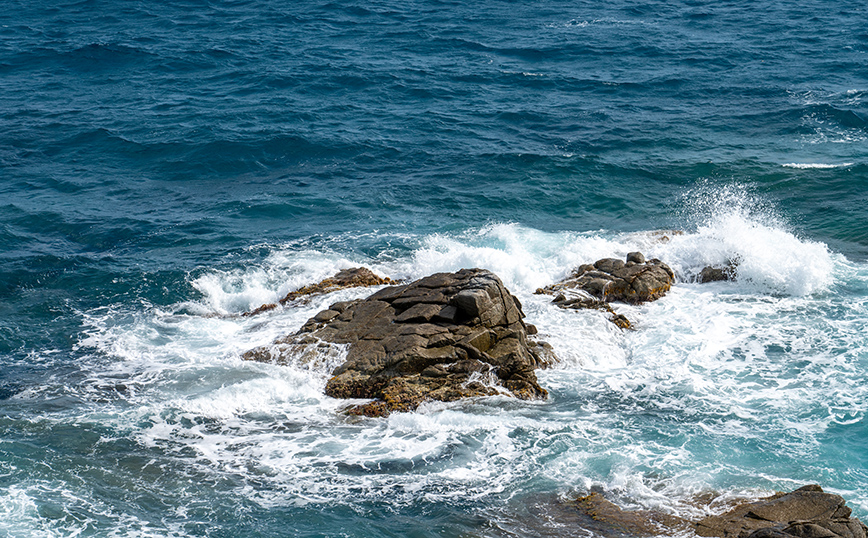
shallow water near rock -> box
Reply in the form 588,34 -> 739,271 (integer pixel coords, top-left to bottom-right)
2,0 -> 868,536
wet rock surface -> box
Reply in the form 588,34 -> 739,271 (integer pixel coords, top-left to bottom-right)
569,486 -> 866,538
573,492 -> 692,536
695,485 -> 867,538
538,252 -> 675,304
549,291 -> 634,329
245,267 -> 394,316
244,268 -> 554,416
536,252 -> 675,328
698,261 -> 738,283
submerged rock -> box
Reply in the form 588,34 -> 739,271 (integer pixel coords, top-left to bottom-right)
550,290 -> 633,329
244,268 -> 554,416
573,492 -> 692,536
698,261 -> 738,283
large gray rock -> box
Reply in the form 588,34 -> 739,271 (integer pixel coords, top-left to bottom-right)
244,268 -> 553,416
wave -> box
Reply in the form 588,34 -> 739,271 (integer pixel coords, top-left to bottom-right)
17,189 -> 859,537
782,162 -> 855,169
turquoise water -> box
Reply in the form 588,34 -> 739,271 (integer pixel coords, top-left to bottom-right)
2,1 -> 868,536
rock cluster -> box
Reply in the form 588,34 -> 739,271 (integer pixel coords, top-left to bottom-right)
535,252 -> 675,328
244,268 -> 553,416
695,485 -> 867,538
539,252 -> 675,304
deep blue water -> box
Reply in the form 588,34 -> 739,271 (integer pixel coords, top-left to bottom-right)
2,1 -> 868,536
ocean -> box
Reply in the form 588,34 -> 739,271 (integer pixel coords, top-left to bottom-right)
1,0 -> 867,536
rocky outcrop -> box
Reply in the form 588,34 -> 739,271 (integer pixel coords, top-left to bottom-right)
535,252 -> 674,328
695,485 -> 867,538
244,268 -> 554,416
538,252 -> 674,304
569,485 -> 866,538
244,267 -> 394,316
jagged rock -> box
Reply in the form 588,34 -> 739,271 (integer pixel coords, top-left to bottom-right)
538,253 -> 675,304
244,268 -> 554,416
569,486 -> 866,538
534,252 -> 674,328
244,267 -> 395,316
695,485 -> 867,538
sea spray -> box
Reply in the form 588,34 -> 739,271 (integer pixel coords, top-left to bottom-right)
667,182 -> 836,295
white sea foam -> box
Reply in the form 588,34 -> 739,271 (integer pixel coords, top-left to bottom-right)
0,483 -> 186,538
63,200 -> 868,529
782,162 -> 854,169
188,249 -> 359,315
661,183 -> 837,295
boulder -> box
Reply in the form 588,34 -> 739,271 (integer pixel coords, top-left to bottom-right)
537,253 -> 675,304
244,268 -> 554,416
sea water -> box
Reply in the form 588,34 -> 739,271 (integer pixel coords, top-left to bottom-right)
2,1 -> 867,536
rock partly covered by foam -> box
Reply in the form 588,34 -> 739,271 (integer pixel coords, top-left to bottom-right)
698,260 -> 738,283
569,485 -> 866,538
245,267 -> 395,316
573,492 -> 692,536
244,268 -> 553,416
695,485 -> 867,538
538,252 -> 675,304
534,252 -> 674,328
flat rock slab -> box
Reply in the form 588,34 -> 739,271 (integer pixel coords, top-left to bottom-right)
696,485 -> 866,538
244,268 -> 554,416
573,493 -> 692,536
569,485 -> 866,538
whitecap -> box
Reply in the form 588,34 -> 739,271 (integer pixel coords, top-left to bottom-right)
782,162 -> 854,169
